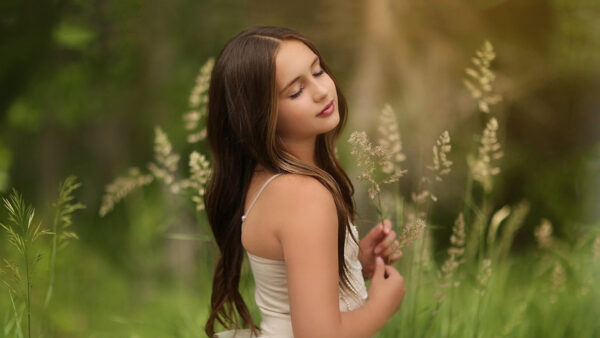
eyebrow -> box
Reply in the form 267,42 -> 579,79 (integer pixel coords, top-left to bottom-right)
280,56 -> 320,94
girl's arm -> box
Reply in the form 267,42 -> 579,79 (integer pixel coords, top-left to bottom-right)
274,175 -> 401,338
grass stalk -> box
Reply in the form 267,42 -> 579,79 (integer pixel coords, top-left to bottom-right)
446,283 -> 456,338
44,210 -> 59,308
473,290 -> 483,338
8,291 -> 24,338
411,208 -> 432,337
44,176 -> 84,308
24,251 -> 31,338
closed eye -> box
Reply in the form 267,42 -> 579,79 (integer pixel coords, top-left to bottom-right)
290,70 -> 326,99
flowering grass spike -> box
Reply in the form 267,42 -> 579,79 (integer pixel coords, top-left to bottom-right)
464,40 -> 502,113
469,117 -> 503,192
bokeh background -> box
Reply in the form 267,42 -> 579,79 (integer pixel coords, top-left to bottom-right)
1,0 -> 599,336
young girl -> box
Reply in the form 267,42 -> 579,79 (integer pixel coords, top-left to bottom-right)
204,26 -> 406,338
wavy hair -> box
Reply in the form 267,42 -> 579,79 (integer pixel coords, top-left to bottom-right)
204,25 -> 358,337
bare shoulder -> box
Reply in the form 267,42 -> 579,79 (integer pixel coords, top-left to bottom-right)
269,172 -> 327,190
268,173 -> 338,233
272,173 -> 333,198
269,173 -> 338,264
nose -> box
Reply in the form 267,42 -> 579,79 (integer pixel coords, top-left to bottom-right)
312,79 -> 329,101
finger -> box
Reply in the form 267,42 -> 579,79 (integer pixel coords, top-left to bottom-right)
378,219 -> 391,236
373,256 -> 385,280
384,240 -> 400,257
383,219 -> 392,234
388,249 -> 403,263
384,265 -> 400,278
365,222 -> 386,243
374,231 -> 397,254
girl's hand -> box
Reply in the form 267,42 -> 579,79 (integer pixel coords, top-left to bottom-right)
368,256 -> 406,317
358,219 -> 403,280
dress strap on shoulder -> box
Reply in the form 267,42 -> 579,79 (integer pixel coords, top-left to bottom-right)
241,173 -> 283,223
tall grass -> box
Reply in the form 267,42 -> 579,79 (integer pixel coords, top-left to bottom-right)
99,58 -> 214,219
0,189 -> 48,338
1,40 -> 596,337
0,176 -> 84,337
345,41 -> 600,337
44,176 -> 85,308
94,40 -> 600,337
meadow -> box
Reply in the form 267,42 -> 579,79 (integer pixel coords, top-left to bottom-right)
1,39 -> 599,337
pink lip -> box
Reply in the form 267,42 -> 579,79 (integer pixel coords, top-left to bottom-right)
317,100 -> 334,116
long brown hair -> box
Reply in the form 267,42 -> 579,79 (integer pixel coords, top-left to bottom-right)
204,25 -> 358,337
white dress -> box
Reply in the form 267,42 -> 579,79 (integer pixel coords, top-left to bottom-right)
213,173 -> 368,338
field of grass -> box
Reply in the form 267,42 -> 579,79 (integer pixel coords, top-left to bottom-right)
1,36 -> 599,338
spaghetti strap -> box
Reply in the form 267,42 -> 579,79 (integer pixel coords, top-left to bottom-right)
241,173 -> 283,223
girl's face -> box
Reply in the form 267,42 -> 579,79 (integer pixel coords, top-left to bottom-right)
274,40 -> 340,142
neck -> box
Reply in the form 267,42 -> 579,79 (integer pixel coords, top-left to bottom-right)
281,135 -> 318,167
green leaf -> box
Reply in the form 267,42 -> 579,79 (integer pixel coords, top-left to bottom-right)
53,22 -> 95,49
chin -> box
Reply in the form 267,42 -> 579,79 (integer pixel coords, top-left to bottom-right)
321,110 -> 340,134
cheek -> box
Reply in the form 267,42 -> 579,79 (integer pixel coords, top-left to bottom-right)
276,100 -> 312,135
328,75 -> 336,89
275,111 -> 290,134
325,74 -> 336,93
276,103 -> 298,135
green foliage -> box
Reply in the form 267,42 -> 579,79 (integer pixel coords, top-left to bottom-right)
51,176 -> 85,249
6,100 -> 43,133
0,189 -> 48,257
52,22 -> 96,50
0,177 -> 85,337
0,138 -> 12,192
45,176 -> 85,307
0,189 -> 48,338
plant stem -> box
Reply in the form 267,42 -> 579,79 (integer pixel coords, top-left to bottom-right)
375,189 -> 384,222
462,173 -> 474,230
375,191 -> 388,264
421,300 -> 441,337
480,195 -> 491,260
9,291 -> 24,338
45,205 -> 60,308
447,280 -> 456,338
473,291 -> 483,338
411,226 -> 429,335
24,250 -> 31,338
394,192 -> 404,237
411,193 -> 435,337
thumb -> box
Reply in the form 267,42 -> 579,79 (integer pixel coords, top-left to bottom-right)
365,223 -> 385,243
373,256 -> 385,280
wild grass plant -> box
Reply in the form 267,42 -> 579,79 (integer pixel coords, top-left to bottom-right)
346,41 -> 600,337
0,176 -> 84,337
99,58 -> 214,219
44,176 -> 85,309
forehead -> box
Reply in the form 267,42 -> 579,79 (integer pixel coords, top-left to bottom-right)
275,40 -> 318,89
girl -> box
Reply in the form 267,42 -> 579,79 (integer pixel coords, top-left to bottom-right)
204,26 -> 406,338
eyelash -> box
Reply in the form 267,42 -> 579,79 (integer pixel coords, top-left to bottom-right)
290,69 -> 326,99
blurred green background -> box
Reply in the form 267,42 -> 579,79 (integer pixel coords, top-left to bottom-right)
1,0 -> 599,336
